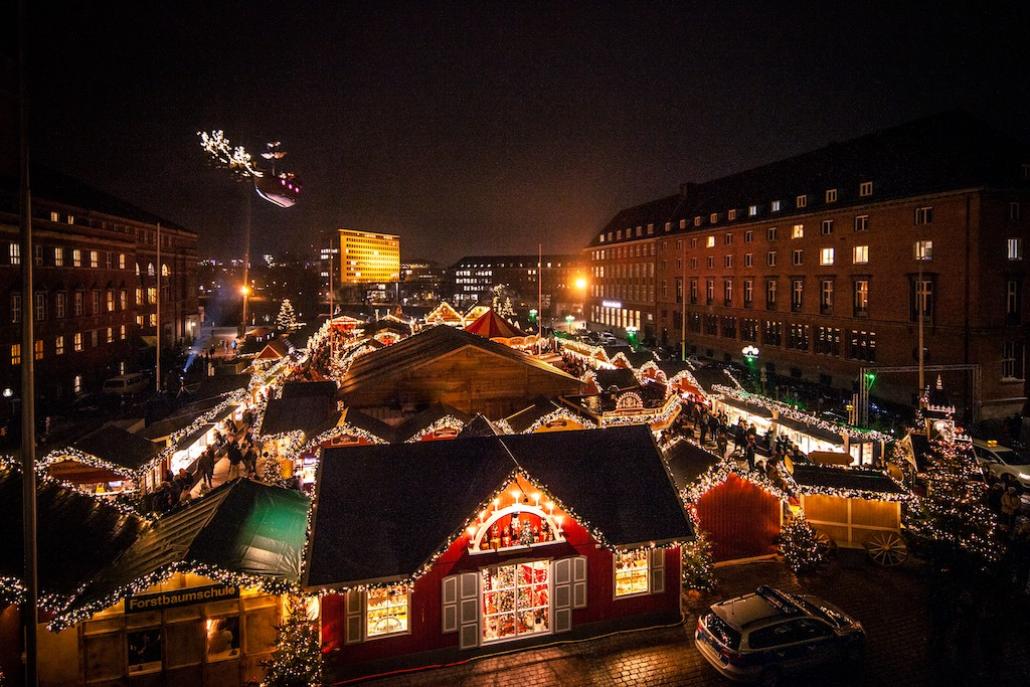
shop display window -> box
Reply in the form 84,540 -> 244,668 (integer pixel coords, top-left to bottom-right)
366,586 -> 410,638
481,560 -> 550,643
206,616 -> 241,661
127,628 -> 162,675
614,550 -> 649,597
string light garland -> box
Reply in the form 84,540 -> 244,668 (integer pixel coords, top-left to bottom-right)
514,407 -> 598,434
403,415 -> 468,443
260,595 -> 325,687
778,516 -> 827,574
788,463 -> 913,503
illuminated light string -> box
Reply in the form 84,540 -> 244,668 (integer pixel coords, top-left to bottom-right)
302,468 -> 689,598
514,408 -> 598,434
403,415 -> 468,443
710,384 -> 892,443
197,130 -> 264,178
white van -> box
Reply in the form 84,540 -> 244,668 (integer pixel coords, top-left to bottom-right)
101,372 -> 149,396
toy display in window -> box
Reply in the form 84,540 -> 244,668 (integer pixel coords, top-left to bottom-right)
481,561 -> 550,642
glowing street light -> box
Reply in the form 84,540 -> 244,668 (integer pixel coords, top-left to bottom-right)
742,344 -> 760,361
240,284 -> 252,297
573,276 -> 588,291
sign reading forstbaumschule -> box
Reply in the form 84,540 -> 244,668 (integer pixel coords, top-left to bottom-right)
126,584 -> 240,613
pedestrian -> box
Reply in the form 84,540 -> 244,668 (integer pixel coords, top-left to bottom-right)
733,420 -> 745,455
198,448 -> 215,489
716,431 -> 728,460
744,435 -> 757,472
699,413 -> 709,446
244,446 -> 257,477
227,442 -> 243,481
1001,487 -> 1021,527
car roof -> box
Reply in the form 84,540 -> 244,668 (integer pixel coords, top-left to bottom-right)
712,593 -> 786,630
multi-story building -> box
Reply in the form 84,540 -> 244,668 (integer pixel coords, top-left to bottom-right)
400,259 -> 446,305
0,168 -> 198,406
586,112 -> 1030,419
337,228 -> 400,284
448,254 -> 587,318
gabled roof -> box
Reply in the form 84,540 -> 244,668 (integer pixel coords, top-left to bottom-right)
361,318 -> 412,337
457,414 -> 499,438
424,302 -> 463,323
0,464 -> 143,598
774,416 -> 844,445
503,397 -> 563,434
791,464 -> 908,498
719,395 -> 774,419
305,426 -> 692,588
65,479 -> 309,616
663,440 -> 721,490
690,366 -> 734,393
281,381 -> 338,400
603,345 -> 655,369
68,423 -> 162,472
339,408 -> 397,443
260,396 -> 339,437
464,309 -> 526,339
592,367 -> 639,391
256,338 -> 291,359
338,325 -> 578,396
392,403 -> 471,443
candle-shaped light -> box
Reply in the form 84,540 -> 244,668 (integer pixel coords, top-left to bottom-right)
555,514 -> 565,533
532,492 -> 541,507
512,489 -> 521,504
492,497 -> 500,510
546,500 -> 554,513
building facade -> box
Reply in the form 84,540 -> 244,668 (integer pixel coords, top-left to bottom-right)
337,228 -> 400,284
586,113 -> 1030,418
448,254 -> 586,318
0,169 -> 198,406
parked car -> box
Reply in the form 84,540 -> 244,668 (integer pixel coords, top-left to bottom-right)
695,586 -> 865,685
101,372 -> 149,396
597,332 -> 617,345
972,439 -> 1030,489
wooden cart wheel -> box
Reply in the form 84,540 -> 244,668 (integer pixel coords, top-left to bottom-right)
813,529 -> 837,557
864,532 -> 908,567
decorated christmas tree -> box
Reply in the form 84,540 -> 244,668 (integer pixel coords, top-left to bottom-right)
681,529 -> 715,591
780,516 -> 826,574
276,299 -> 299,333
907,432 -> 1004,569
261,596 -> 325,687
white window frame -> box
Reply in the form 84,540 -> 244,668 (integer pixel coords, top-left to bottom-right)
825,189 -> 838,203
820,248 -> 835,266
859,181 -> 873,197
853,245 -> 869,264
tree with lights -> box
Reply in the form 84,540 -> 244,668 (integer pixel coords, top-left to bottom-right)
780,516 -> 827,574
907,431 -> 1004,570
276,299 -> 299,333
261,596 -> 325,687
681,528 -> 715,591
492,284 -> 517,321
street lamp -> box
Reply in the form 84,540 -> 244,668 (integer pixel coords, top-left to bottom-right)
742,345 -> 760,361
573,276 -> 588,291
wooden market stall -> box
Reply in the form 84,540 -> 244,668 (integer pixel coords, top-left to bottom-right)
790,464 -> 912,565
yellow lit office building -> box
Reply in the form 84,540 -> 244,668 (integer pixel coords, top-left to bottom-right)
338,228 -> 401,284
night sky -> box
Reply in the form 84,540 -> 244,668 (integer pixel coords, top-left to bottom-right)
25,1 -> 1030,264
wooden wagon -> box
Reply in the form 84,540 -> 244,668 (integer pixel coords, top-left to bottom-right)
790,464 -> 912,566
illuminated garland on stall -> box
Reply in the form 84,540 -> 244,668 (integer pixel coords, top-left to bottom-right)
787,463 -> 913,503
305,468 -> 689,597
600,394 -> 682,432
0,576 -> 26,607
403,415 -> 468,443
515,407 -> 598,434
681,456 -> 793,505
38,446 -> 137,481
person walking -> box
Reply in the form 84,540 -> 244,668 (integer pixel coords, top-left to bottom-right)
744,435 -> 757,472
198,448 -> 215,489
227,442 -> 243,481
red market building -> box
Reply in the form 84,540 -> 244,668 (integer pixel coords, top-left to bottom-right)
305,426 -> 693,681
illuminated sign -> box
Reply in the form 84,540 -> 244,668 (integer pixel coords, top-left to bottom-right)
601,300 -> 622,309
127,584 -> 239,613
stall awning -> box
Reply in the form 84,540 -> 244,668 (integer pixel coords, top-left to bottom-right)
773,416 -> 844,445
719,395 -> 774,418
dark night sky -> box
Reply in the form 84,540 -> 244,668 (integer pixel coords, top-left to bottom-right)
25,1 -> 1030,265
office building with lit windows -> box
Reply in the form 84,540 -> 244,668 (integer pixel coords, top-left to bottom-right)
337,228 -> 400,285
585,112 -> 1030,419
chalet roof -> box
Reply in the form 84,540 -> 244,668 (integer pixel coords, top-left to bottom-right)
424,302 -> 463,323
361,318 -> 412,337
338,325 -> 578,396
464,309 -> 526,339
256,338 -> 291,359
719,395 -> 774,419
656,360 -> 691,378
185,373 -> 251,402
340,408 -> 396,442
593,367 -> 639,391
503,397 -> 562,434
603,345 -> 655,368
663,440 -> 721,490
589,111 -> 1030,248
281,381 -> 338,400
67,479 -> 309,614
0,464 -> 143,597
392,403 -> 471,443
68,423 -> 162,472
457,414 -> 499,438
690,366 -> 733,393
774,416 -> 844,445
305,426 -> 692,588
260,396 -> 339,437
791,464 -> 908,497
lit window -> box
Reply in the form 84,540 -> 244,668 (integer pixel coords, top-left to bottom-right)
120,325 -> 126,340
73,375 -> 82,393
34,340 -> 43,360
853,245 -> 869,264
106,327 -> 113,343
119,253 -> 126,269
10,344 -> 20,365
106,291 -> 115,312
796,194 -> 808,208
55,336 -> 64,355
74,333 -> 82,352
480,561 -> 550,642
820,248 -> 835,265
66,214 -> 75,225
914,240 -> 933,261
54,247 -> 63,266
771,200 -> 781,212
706,236 -> 715,248
791,224 -> 804,239
748,205 -> 759,217
915,207 -> 934,225
49,211 -> 59,222
72,249 -> 82,267
614,550 -> 650,597
859,181 -> 873,197
825,189 -> 838,203
728,209 -> 737,221
1008,238 -> 1023,261
9,243 -> 20,266
89,250 -> 98,268
679,219 -> 686,229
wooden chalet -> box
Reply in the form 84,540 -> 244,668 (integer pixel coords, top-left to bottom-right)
424,302 -> 464,327
337,325 -> 584,417
42,424 -> 164,496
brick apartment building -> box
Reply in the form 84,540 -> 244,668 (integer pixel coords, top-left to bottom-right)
0,168 -> 198,407
585,112 -> 1030,419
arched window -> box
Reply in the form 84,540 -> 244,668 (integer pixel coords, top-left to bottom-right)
135,263 -> 140,276
147,263 -> 155,277
161,263 -> 170,277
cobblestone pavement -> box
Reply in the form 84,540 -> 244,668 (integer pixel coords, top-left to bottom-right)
344,553 -> 1030,687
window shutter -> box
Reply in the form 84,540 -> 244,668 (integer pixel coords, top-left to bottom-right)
458,572 -> 479,649
345,591 -> 364,644
553,558 -> 573,633
442,575 -> 459,633
572,555 -> 588,609
650,548 -> 666,594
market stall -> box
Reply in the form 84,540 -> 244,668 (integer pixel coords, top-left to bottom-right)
41,424 -> 164,497
714,395 -> 774,433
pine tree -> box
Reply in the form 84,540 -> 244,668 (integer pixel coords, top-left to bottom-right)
276,299 -> 299,333
907,432 -> 1004,569
780,516 -> 826,574
681,530 -> 715,591
261,596 -> 325,687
